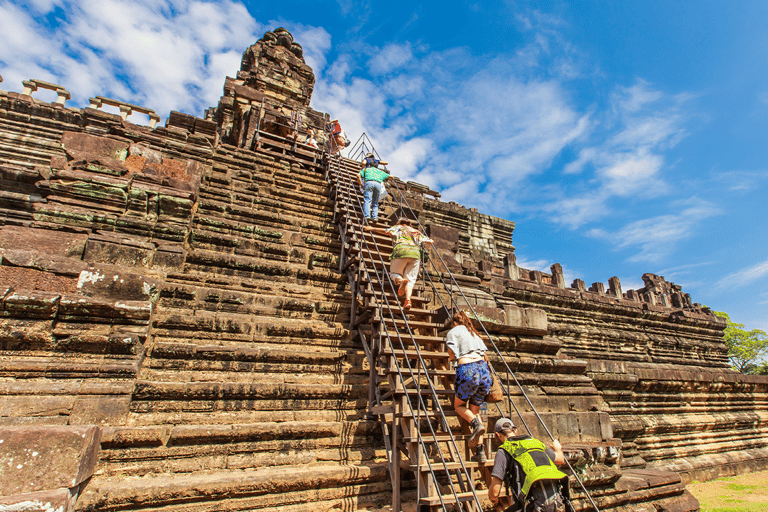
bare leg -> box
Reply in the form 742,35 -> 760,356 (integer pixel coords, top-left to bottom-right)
391,275 -> 406,296
454,396 -> 480,423
404,280 -> 415,302
455,397 -> 484,447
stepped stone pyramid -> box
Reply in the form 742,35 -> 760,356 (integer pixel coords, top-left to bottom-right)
0,27 -> 767,512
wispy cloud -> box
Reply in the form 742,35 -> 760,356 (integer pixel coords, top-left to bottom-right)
536,81 -> 695,230
368,43 -> 413,75
515,256 -> 552,272
540,194 -> 609,229
586,198 -> 721,264
708,169 -> 768,193
716,258 -> 768,290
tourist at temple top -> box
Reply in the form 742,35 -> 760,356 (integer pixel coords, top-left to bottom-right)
328,118 -> 349,152
304,128 -> 317,148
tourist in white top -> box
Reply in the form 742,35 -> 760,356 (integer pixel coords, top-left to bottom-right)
445,310 -> 492,463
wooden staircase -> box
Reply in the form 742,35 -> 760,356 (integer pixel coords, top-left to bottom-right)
325,151 -> 497,512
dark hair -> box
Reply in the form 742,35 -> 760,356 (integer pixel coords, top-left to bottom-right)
451,310 -> 479,337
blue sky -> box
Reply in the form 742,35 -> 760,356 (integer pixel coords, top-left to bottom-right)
1,0 -> 766,333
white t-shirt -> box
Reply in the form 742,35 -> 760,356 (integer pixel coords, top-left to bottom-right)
445,324 -> 486,360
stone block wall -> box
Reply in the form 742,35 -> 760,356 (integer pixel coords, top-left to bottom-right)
0,83 -> 393,511
409,187 -> 768,484
1,27 -> 765,511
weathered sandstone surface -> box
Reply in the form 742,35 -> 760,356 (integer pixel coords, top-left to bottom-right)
0,28 -> 765,512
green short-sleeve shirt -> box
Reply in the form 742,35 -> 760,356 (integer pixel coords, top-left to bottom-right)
359,166 -> 390,183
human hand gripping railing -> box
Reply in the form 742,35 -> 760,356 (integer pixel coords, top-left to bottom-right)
322,141 -> 484,510
384,181 -> 599,512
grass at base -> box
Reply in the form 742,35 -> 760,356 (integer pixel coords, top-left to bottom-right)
687,469 -> 768,512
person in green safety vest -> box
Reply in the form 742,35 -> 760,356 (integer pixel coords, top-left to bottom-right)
488,418 -> 570,512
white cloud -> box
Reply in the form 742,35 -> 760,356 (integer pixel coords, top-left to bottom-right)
598,150 -> 664,197
586,198 -> 721,263
544,81 -> 693,229
563,147 -> 596,174
709,170 -> 768,193
618,277 -> 645,292
542,194 -> 610,229
613,81 -> 663,114
715,259 -> 768,290
25,0 -> 61,14
368,43 -> 413,75
0,0 -> 262,122
514,256 -> 552,272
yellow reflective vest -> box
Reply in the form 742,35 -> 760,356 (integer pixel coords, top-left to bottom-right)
499,436 -> 568,497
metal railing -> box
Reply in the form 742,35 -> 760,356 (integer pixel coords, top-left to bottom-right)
325,132 -> 485,511
344,133 -> 599,512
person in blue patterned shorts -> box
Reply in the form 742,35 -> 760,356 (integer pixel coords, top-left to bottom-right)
445,310 -> 492,463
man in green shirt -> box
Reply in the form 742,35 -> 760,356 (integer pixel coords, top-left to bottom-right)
357,153 -> 390,222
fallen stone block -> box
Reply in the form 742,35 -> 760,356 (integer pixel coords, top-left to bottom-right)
0,488 -> 75,512
0,425 -> 101,496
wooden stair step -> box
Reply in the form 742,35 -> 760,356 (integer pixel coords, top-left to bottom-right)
401,432 -> 473,443
418,489 -> 489,507
386,388 -> 454,398
381,348 -> 447,359
382,368 -> 454,378
385,318 -> 444,329
409,460 -> 493,471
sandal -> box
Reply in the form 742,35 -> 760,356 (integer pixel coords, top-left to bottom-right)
403,300 -> 412,309
397,282 -> 407,296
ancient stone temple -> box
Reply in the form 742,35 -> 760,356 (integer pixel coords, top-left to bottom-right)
1,28 -> 767,512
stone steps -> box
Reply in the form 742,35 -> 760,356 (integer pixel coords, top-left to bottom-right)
162,269 -> 346,302
188,228 -> 341,271
151,310 -> 352,346
181,248 -> 346,288
0,139 -> 59,169
204,162 -> 330,196
197,190 -> 334,226
0,103 -> 81,137
127,381 -> 368,424
191,217 -> 340,256
194,197 -> 334,240
0,107 -> 73,169
156,280 -> 346,320
200,169 -> 332,207
76,462 -> 392,512
95,421 -> 383,478
143,340 -> 363,382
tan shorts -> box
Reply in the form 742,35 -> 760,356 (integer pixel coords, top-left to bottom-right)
390,258 -> 420,285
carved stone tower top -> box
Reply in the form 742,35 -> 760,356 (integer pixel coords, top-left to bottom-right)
212,28 -> 323,148
237,28 -> 315,107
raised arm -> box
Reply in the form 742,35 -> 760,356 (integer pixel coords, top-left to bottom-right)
549,439 -> 565,465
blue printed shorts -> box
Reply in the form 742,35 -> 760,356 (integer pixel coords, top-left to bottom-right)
454,360 -> 492,406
